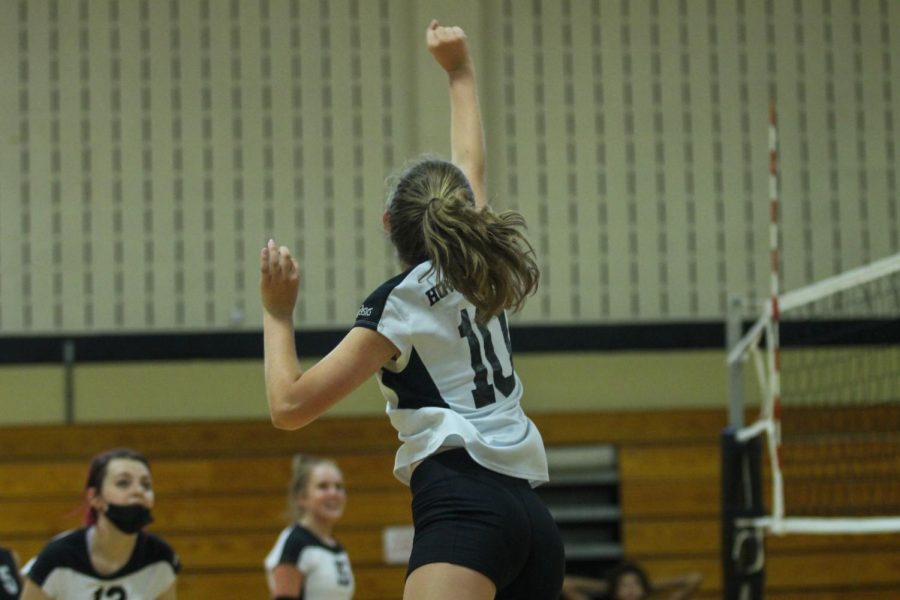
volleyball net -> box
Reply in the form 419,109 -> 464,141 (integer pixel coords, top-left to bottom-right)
721,103 -> 900,599
727,252 -> 900,535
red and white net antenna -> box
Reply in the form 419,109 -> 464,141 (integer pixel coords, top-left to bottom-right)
767,101 -> 786,525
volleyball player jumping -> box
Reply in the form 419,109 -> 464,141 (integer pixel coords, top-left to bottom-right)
260,20 -> 565,600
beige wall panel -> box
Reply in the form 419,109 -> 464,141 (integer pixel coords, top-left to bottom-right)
520,350 -> 733,413
0,350 -> 750,425
69,359 -> 388,423
0,366 -> 66,424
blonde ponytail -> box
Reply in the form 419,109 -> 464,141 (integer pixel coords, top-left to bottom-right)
386,158 -> 539,323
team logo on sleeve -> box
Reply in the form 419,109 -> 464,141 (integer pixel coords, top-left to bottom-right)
357,305 -> 374,317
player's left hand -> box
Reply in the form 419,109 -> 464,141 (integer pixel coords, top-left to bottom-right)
260,239 -> 300,319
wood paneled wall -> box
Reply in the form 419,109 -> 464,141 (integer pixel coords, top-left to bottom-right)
1,410 -> 898,599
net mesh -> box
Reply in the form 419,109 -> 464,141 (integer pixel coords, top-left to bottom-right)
777,268 -> 900,518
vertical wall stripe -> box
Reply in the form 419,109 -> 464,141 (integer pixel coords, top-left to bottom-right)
591,0 -> 609,318
170,0 -> 185,326
649,0 -> 668,317
737,0 -> 757,304
530,0 -> 550,319
48,0 -> 63,328
502,0 -> 519,212
621,0 -> 639,318
378,0 -> 395,280
823,0 -> 843,275
79,0 -> 93,327
851,0 -> 869,264
881,0 -> 898,252
765,0 -> 778,102
320,0 -> 336,322
679,0 -> 698,316
199,0 -> 216,325
108,0 -> 124,327
229,0 -> 245,323
17,1 -> 31,329
794,0 -> 814,283
259,0 -> 274,235
139,0 -> 155,326
561,0 -> 580,319
707,0 -> 728,311
349,0 -> 366,294
288,0 -> 306,321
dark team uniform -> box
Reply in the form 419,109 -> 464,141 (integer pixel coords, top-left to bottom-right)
353,261 -> 566,599
22,529 -> 179,599
0,547 -> 21,600
264,524 -> 354,600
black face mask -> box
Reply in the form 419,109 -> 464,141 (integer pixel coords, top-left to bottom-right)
103,503 -> 154,534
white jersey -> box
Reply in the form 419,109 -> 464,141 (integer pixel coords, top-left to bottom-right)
355,261 -> 549,487
22,528 -> 179,600
264,524 -> 354,600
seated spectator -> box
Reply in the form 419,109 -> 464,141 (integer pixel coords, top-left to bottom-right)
562,560 -> 701,600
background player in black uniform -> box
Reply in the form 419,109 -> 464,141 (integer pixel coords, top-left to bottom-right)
264,455 -> 355,599
0,545 -> 21,599
21,448 -> 179,600
260,20 -> 564,600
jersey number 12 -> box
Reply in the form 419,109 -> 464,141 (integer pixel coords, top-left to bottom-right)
94,586 -> 126,600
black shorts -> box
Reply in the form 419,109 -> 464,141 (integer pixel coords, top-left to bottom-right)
407,449 -> 565,600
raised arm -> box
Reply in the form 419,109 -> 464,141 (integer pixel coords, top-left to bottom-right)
260,240 -> 397,430
426,20 -> 486,210
654,571 -> 703,600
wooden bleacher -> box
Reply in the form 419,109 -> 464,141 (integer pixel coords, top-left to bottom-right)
1,409 -> 898,599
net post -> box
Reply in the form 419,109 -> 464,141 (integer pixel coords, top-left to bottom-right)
721,427 -> 765,600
